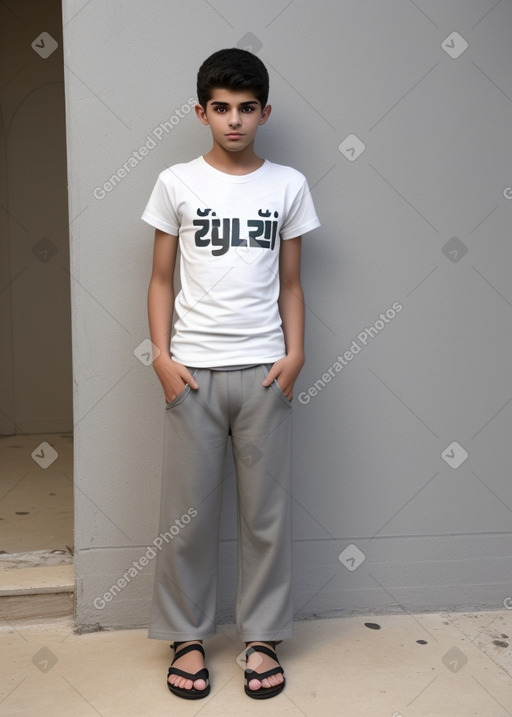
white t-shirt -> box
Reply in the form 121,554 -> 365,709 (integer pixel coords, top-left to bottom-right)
141,156 -> 320,367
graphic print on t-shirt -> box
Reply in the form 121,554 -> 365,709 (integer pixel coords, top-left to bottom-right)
193,208 -> 280,256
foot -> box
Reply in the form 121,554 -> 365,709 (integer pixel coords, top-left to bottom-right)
245,641 -> 284,692
168,641 -> 207,692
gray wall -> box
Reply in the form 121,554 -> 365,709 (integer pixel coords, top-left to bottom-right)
63,0 -> 512,629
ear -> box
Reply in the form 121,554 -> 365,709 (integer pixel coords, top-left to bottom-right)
195,103 -> 209,126
259,104 -> 271,126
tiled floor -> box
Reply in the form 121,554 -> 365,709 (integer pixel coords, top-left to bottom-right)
1,436 -> 511,714
0,433 -> 74,554
0,609 -> 511,716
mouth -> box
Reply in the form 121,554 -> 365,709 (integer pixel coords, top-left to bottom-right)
225,133 -> 244,139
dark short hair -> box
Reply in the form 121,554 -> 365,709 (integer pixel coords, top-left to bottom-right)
197,48 -> 269,109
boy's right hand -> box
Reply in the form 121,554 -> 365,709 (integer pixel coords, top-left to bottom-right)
152,356 -> 199,403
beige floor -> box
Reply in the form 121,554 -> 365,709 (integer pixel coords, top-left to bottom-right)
0,609 -> 511,716
1,435 -> 511,714
0,432 -> 74,554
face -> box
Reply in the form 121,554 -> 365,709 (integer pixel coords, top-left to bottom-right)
195,88 -> 271,153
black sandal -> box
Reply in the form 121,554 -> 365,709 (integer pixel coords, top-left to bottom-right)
244,641 -> 285,699
167,641 -> 210,700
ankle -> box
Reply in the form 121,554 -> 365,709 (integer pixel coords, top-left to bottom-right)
245,640 -> 280,649
173,639 -> 203,651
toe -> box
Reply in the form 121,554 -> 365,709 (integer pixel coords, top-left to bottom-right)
248,677 -> 262,691
168,674 -> 206,692
261,675 -> 281,688
169,675 -> 192,690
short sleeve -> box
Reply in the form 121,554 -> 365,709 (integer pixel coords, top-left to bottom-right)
280,175 -> 321,240
141,171 -> 179,235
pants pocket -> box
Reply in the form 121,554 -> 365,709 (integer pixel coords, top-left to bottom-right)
262,363 -> 293,407
165,367 -> 199,409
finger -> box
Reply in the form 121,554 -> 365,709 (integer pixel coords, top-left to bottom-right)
277,378 -> 290,397
262,369 -> 275,386
164,373 -> 187,401
165,384 -> 182,402
182,368 -> 199,390
277,377 -> 294,400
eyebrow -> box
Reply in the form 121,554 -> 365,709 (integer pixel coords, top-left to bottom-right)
210,101 -> 259,107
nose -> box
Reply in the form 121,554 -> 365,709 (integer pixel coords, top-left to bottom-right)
228,110 -> 241,127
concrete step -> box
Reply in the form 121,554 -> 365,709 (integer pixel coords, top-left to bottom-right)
0,551 -> 74,621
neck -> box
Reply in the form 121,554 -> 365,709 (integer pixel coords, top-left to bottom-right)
203,142 -> 264,175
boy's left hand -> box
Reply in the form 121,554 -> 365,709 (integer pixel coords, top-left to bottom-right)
262,354 -> 305,401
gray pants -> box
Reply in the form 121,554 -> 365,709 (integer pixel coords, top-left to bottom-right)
148,363 -> 294,643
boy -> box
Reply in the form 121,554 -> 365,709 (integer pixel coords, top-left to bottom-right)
142,48 -> 320,700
